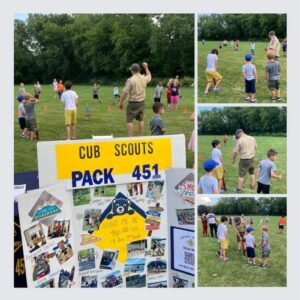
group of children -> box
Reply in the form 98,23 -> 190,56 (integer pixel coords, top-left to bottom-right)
216,215 -> 273,269
198,138 -> 282,194
203,45 -> 283,103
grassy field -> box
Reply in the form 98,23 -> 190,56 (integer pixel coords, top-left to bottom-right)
198,135 -> 287,194
198,215 -> 287,287
198,41 -> 287,103
14,84 -> 194,172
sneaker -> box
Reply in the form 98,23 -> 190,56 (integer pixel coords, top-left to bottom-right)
250,98 -> 257,103
212,88 -> 220,93
252,264 -> 257,267
244,97 -> 251,102
233,188 -> 242,193
203,92 -> 209,96
271,97 -> 276,102
223,257 -> 229,262
277,97 -> 282,101
260,264 -> 267,269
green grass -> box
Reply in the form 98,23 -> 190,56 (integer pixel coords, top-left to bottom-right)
73,188 -> 91,206
198,135 -> 286,194
198,215 -> 287,287
198,41 -> 287,103
14,85 -> 194,172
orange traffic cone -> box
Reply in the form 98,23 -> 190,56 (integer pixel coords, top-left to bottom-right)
183,106 -> 188,113
43,105 -> 48,112
16,109 -> 19,116
107,105 -> 112,112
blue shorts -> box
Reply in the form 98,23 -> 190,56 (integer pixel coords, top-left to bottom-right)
245,79 -> 256,94
246,247 -> 256,258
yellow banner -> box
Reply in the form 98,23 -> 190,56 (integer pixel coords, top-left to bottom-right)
56,138 -> 172,181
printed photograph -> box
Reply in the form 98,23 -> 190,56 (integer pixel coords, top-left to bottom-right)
198,14 -> 287,103
197,196 -> 287,287
172,276 -> 189,288
36,278 -> 55,288
83,209 -> 101,231
127,239 -> 147,257
126,274 -> 146,288
147,259 -> 167,275
146,181 -> 164,201
100,270 -> 123,288
148,280 -> 168,288
99,249 -> 119,270
127,182 -> 144,197
47,219 -> 71,239
78,248 -> 96,272
146,238 -> 166,257
58,266 -> 76,288
124,258 -> 146,276
176,208 -> 195,225
198,106 -> 286,194
93,185 -> 116,198
24,223 -> 46,253
73,188 -> 91,206
81,275 -> 98,288
53,239 -> 74,265
31,252 -> 52,281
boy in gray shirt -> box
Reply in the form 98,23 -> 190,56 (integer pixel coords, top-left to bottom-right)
265,52 -> 281,102
23,93 -> 40,140
198,160 -> 220,194
150,102 -> 166,135
257,149 -> 282,194
260,225 -> 271,269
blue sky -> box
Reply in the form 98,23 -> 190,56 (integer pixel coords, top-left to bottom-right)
15,13 -> 29,21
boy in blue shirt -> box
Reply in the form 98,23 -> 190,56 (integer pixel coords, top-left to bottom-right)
198,160 -> 220,194
257,149 -> 282,194
242,54 -> 257,103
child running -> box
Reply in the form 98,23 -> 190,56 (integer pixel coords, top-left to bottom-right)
203,49 -> 222,96
92,83 -> 101,103
153,81 -> 163,102
242,54 -> 257,103
278,216 -> 286,234
257,149 -> 282,194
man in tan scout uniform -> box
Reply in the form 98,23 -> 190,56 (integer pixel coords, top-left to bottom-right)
119,62 -> 151,136
232,129 -> 257,193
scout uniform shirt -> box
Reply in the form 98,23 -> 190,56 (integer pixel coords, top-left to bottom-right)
123,73 -> 151,102
234,134 -> 257,159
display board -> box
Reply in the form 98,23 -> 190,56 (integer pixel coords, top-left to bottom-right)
18,135 -> 188,288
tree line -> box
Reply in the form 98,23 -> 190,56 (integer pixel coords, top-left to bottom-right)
197,197 -> 286,216
15,14 -> 194,85
198,107 -> 286,135
198,14 -> 287,41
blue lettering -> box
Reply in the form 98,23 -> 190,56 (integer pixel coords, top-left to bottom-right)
72,171 -> 83,188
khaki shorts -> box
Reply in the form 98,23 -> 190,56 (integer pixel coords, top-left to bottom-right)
206,70 -> 223,82
65,109 -> 77,125
239,158 -> 255,177
126,101 -> 145,123
213,165 -> 224,180
26,119 -> 38,132
220,239 -> 229,250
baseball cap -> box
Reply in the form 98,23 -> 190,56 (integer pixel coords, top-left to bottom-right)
246,226 -> 254,233
245,54 -> 252,61
17,95 -> 24,102
129,63 -> 140,72
203,159 -> 219,172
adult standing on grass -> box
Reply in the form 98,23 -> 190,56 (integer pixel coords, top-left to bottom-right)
267,31 -> 281,60
232,129 -> 257,193
61,81 -> 79,140
119,62 -> 151,137
206,209 -> 218,238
